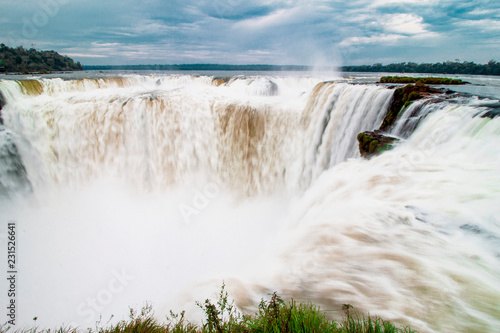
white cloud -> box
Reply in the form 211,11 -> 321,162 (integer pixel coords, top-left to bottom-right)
339,33 -> 405,46
64,53 -> 108,58
343,14 -> 375,23
233,7 -> 302,30
338,12 -> 440,48
91,42 -> 121,48
468,8 -> 500,16
2,0 -> 498,65
127,20 -> 176,35
368,0 -> 435,8
70,42 -> 126,58
461,19 -> 500,32
381,13 -> 429,35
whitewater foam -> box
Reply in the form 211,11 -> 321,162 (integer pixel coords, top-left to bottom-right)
0,74 -> 499,332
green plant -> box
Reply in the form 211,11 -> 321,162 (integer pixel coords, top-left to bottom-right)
1,285 -> 416,333
380,76 -> 465,85
165,311 -> 197,333
407,91 -> 420,100
248,293 -> 338,333
196,283 -> 243,333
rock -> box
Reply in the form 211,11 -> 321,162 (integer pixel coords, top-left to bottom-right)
268,80 -> 279,96
478,102 -> 500,119
212,76 -> 231,86
0,91 -> 5,125
357,131 -> 399,158
379,83 -> 442,131
0,127 -> 32,198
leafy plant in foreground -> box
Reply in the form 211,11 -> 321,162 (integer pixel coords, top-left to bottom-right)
1,284 -> 416,333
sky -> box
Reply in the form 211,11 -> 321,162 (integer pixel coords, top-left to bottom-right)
1,0 -> 499,66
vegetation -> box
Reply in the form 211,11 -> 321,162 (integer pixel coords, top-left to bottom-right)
83,64 -> 310,71
380,76 -> 466,85
358,131 -> 399,158
379,83 -> 442,131
1,285 -> 415,333
0,44 -> 82,74
341,60 -> 500,76
85,61 -> 500,76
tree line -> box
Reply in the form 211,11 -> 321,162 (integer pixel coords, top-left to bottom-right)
341,60 -> 500,76
2,45 -> 497,76
86,61 -> 500,76
0,44 -> 82,74
83,64 -> 310,71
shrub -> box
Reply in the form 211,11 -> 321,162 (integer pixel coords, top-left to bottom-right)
6,285 -> 415,333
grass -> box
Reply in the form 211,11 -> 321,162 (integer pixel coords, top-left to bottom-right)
380,76 -> 466,85
1,285 -> 415,333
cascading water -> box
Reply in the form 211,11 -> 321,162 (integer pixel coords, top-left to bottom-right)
0,125 -> 31,198
0,74 -> 499,333
299,82 -> 393,187
274,96 -> 500,332
0,76 -> 391,195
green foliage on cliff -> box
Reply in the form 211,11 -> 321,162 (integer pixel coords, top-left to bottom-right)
342,60 -> 500,76
379,83 -> 442,131
380,76 -> 465,85
358,132 -> 400,158
0,43 -> 82,74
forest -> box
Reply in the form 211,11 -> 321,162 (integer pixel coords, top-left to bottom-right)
86,61 -> 500,76
341,60 -> 500,75
0,44 -> 82,74
2,44 -> 498,77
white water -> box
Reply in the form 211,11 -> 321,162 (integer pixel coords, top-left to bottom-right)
0,74 -> 499,332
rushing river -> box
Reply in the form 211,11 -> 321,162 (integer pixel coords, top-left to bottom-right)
0,72 -> 499,332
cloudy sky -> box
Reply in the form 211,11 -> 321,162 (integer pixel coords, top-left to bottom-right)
1,0 -> 499,66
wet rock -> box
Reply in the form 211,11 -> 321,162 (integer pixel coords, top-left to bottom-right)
380,83 -> 442,131
212,76 -> 232,86
0,127 -> 32,198
478,103 -> 500,118
268,80 -> 278,96
357,130 -> 399,158
0,91 -> 5,125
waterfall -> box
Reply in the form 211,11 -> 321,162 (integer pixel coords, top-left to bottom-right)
0,76 -> 393,195
277,98 -> 500,332
0,74 -> 499,333
0,125 -> 31,198
299,82 -> 393,187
